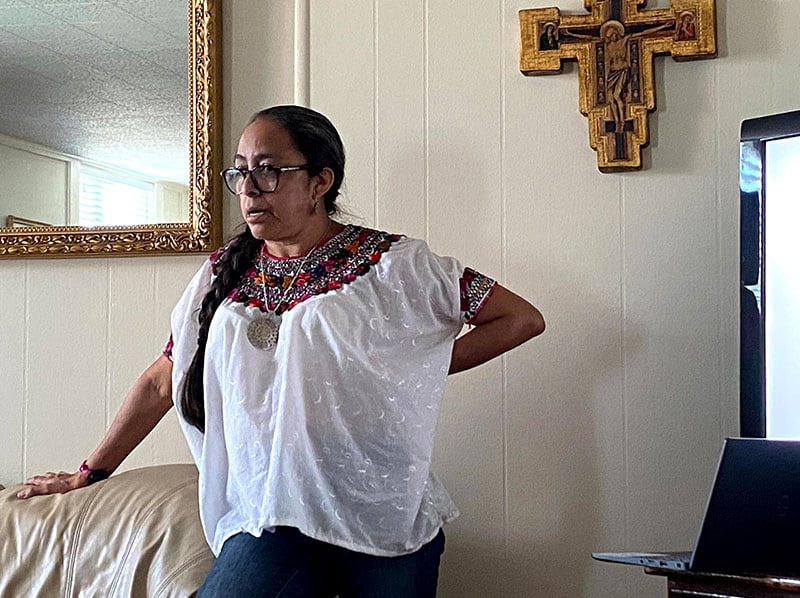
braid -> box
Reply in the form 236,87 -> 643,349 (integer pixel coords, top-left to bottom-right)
179,229 -> 262,432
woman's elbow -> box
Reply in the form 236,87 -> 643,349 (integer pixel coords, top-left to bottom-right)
518,305 -> 546,341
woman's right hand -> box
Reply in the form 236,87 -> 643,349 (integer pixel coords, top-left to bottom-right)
16,470 -> 89,499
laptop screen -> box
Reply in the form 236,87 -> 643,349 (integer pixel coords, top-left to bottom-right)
690,437 -> 800,577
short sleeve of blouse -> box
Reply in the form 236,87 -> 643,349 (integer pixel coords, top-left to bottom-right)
460,266 -> 496,323
164,257 -> 216,369
394,237 -> 496,325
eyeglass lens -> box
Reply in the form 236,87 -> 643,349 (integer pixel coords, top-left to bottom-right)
223,167 -> 277,194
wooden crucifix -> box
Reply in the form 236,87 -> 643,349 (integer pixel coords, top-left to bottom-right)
519,0 -> 716,172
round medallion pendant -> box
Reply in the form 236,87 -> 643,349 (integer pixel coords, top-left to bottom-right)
247,314 -> 281,350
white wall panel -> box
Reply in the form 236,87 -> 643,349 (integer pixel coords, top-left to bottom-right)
25,261 -> 109,474
10,256 -> 204,482
310,1 -> 377,227
106,257 -> 201,471
423,4 -> 508,597
107,259 -> 158,470
221,0 -> 299,238
146,257 -> 204,464
374,2 -> 427,238
425,3 -> 503,268
0,262 -> 27,486
623,54 -> 724,555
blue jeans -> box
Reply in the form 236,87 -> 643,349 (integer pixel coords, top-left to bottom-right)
198,526 -> 445,597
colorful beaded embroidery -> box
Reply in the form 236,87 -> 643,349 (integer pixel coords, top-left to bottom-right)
225,225 -> 403,315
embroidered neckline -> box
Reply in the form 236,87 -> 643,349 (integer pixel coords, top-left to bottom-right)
228,225 -> 403,314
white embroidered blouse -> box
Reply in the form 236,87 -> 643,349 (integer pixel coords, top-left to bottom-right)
167,225 -> 495,557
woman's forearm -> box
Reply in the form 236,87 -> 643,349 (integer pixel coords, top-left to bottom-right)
85,355 -> 175,472
17,355 -> 174,499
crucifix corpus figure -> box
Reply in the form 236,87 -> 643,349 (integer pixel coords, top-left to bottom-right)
519,0 -> 717,172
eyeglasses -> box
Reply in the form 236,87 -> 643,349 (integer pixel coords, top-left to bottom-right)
220,164 -> 308,195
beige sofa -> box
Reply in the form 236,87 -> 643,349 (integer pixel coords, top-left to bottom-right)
0,464 -> 214,597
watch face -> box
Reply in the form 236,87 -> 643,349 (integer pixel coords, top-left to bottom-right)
87,469 -> 110,484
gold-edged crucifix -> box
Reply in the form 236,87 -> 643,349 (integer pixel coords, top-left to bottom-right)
519,0 -> 716,172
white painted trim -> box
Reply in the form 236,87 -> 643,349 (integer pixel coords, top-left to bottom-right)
293,0 -> 310,105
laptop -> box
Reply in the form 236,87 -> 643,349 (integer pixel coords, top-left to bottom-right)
593,437 -> 800,577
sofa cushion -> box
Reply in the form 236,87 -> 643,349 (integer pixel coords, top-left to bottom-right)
0,463 -> 214,597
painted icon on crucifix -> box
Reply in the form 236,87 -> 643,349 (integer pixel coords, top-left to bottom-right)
562,19 -> 672,136
539,22 -> 560,50
519,0 -> 717,172
675,11 -> 698,41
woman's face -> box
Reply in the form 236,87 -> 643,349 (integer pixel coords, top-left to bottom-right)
234,117 -> 324,245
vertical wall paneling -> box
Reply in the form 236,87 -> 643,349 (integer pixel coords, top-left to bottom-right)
106,258 -> 195,471
25,261 -> 109,474
221,0 -> 299,238
374,1 -> 427,239
0,262 -> 27,486
107,259 -> 155,469
623,56 -> 723,552
418,4 -> 509,597
309,2 -> 377,227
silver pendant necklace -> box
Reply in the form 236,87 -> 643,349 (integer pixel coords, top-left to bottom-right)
246,222 -> 332,350
246,310 -> 283,350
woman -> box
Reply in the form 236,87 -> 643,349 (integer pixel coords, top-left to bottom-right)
18,105 -> 544,597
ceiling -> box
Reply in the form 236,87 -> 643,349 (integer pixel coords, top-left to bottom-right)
0,0 -> 188,182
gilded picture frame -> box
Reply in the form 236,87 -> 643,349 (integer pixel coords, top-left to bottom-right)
0,0 -> 223,258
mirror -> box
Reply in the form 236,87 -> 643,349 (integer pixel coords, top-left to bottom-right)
739,110 -> 800,439
0,0 -> 221,258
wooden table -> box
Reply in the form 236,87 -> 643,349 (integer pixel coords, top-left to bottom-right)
645,567 -> 800,597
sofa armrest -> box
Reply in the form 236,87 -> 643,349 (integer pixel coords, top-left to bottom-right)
0,464 -> 213,597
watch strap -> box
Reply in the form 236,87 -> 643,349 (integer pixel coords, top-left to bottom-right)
79,460 -> 111,484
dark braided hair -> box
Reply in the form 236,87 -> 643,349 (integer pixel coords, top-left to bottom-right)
179,105 -> 346,432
